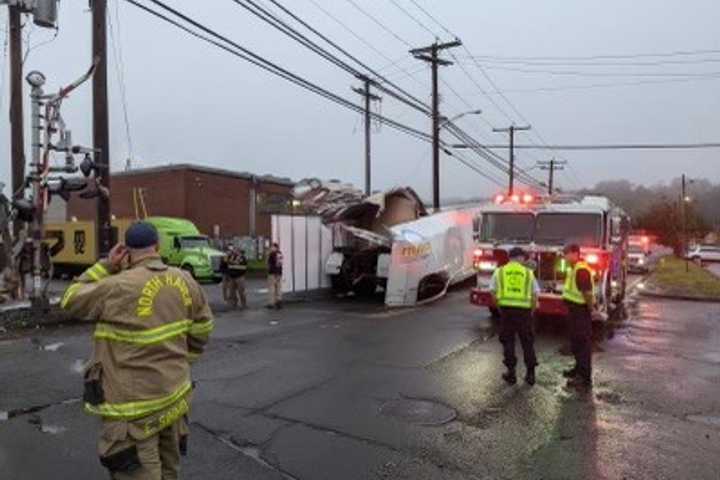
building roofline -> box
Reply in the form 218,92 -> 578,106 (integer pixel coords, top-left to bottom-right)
113,163 -> 295,187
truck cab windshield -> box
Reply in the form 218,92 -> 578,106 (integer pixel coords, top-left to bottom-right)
179,236 -> 211,249
480,213 -> 534,243
535,213 -> 602,247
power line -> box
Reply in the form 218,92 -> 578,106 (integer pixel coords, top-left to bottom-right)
386,0 -> 437,38
279,0 -> 539,185
451,142 -> 720,150
480,64 -> 720,78
463,74 -> 720,94
463,48 -> 720,61
343,0 -> 413,48
108,1 -> 134,168
458,56 -> 720,67
123,0 -> 431,142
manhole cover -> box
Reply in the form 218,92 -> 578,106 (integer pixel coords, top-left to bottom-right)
687,415 -> 720,428
380,399 -> 456,426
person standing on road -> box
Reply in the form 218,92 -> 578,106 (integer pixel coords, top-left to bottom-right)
225,248 -> 248,309
266,242 -> 283,309
562,243 -> 595,391
60,221 -> 214,479
490,247 -> 540,386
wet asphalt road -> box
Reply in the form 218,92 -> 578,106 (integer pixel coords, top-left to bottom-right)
1,279 -> 719,480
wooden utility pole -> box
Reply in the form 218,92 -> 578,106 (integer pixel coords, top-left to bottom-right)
493,125 -> 531,196
352,77 -> 381,196
8,5 -> 25,224
411,39 -> 462,211
538,158 -> 566,195
92,0 -> 112,256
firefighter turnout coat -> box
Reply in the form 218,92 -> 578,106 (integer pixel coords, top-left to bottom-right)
61,255 -> 213,427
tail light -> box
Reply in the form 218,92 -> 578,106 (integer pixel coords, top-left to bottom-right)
581,249 -> 609,271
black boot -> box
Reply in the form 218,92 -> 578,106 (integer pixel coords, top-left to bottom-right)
562,367 -> 578,378
502,369 -> 517,385
525,368 -> 536,386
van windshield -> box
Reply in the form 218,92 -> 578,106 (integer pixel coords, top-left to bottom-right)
179,236 -> 210,249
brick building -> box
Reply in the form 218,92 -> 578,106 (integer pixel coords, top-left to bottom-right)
66,164 -> 294,238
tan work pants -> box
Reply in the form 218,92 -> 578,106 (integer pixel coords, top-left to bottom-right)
268,274 -> 282,306
226,276 -> 247,308
99,415 -> 188,480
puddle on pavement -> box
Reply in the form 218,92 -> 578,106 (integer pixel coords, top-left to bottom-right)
40,342 -> 64,352
40,424 -> 67,435
687,415 -> 720,428
380,398 -> 457,426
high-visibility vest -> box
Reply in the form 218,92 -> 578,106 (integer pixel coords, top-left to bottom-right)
495,261 -> 535,309
562,261 -> 594,305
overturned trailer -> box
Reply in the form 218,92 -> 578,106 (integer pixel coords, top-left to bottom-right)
282,179 -> 479,306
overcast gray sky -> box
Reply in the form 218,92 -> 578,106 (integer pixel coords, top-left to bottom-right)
1,0 -> 719,200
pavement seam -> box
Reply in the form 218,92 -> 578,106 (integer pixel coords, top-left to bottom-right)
244,376 -> 337,417
193,421 -> 300,480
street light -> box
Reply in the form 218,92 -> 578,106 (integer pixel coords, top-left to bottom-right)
440,109 -> 482,128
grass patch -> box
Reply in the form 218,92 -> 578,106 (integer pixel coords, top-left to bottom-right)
247,258 -> 267,273
647,256 -> 720,300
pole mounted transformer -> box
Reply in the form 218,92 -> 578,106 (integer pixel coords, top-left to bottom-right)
0,1 -> 59,28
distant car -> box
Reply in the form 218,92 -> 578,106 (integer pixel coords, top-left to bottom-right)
627,244 -> 650,273
686,245 -> 720,263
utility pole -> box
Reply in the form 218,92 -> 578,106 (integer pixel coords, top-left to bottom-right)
681,173 -> 688,272
92,0 -> 112,257
538,158 -> 566,195
411,39 -> 462,211
492,125 -> 531,196
8,5 -> 25,232
352,77 -> 381,196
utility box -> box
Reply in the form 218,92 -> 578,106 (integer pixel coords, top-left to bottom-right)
32,0 -> 58,28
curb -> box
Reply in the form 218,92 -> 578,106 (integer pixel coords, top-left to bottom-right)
638,289 -> 720,303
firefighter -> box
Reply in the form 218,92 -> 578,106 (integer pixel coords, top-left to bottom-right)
225,248 -> 248,309
562,243 -> 595,391
266,242 -> 283,309
61,221 -> 214,479
490,247 -> 540,386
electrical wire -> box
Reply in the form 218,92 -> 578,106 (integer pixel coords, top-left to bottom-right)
342,0 -> 413,48
457,56 -> 720,68
261,0 -> 531,184
462,48 -> 720,61
123,0 -> 431,143
480,64 -> 720,78
385,0 -> 437,38
108,1 -> 134,168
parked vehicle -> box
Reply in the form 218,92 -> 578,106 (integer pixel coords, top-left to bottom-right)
146,217 -> 224,282
470,193 -> 630,322
686,244 -> 720,263
44,216 -> 224,282
627,243 -> 650,273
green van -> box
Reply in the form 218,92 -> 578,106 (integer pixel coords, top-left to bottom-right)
145,217 -> 224,283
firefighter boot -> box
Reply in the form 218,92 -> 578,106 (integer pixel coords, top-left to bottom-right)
525,367 -> 536,386
502,369 -> 517,385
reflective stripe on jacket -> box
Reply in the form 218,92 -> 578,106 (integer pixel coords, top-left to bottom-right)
61,255 -> 214,421
562,261 -> 594,305
495,261 -> 535,309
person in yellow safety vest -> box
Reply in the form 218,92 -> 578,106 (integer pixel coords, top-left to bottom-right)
61,221 -> 214,479
490,247 -> 540,386
225,248 -> 248,309
561,243 -> 596,391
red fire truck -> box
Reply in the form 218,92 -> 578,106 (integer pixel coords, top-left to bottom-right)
470,193 -> 630,321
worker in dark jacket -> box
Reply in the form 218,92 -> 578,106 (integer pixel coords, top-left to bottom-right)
225,248 -> 248,309
266,243 -> 283,309
490,247 -> 540,386
562,244 -> 596,391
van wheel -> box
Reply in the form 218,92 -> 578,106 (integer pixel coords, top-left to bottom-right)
182,265 -> 195,279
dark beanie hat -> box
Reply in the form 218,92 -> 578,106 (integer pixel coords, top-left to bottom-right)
508,247 -> 526,259
125,222 -> 159,249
